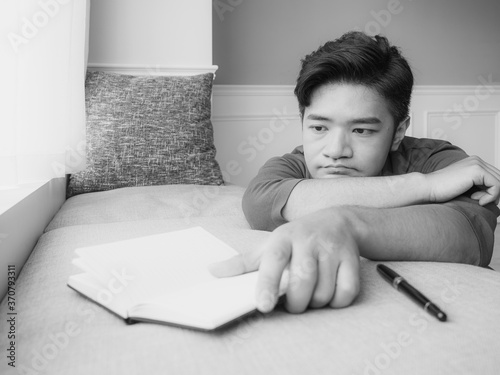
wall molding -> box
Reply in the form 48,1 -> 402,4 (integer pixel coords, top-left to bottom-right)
211,84 -> 500,122
213,85 -> 297,97
87,63 -> 219,76
211,84 -> 500,187
213,84 -> 500,97
212,114 -> 300,122
412,85 -> 500,95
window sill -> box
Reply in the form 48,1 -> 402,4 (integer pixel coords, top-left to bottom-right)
0,178 -> 66,299
0,181 -> 50,215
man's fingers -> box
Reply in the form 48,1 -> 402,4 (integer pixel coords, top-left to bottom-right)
329,257 -> 360,309
256,236 -> 291,313
471,186 -> 500,206
479,186 -> 500,206
469,157 -> 500,196
208,248 -> 262,278
208,255 -> 247,277
309,251 -> 338,309
480,170 -> 500,191
285,243 -> 318,313
478,158 -> 500,181
484,184 -> 500,205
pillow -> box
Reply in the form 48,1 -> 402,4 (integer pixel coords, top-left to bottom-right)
66,71 -> 224,198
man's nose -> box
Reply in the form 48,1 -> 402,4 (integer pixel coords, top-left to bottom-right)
322,131 -> 353,159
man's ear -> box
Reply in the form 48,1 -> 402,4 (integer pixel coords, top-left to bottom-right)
391,117 -> 410,151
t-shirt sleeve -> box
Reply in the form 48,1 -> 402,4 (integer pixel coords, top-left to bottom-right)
414,140 -> 500,267
242,150 -> 307,231
416,139 -> 469,173
443,193 -> 500,267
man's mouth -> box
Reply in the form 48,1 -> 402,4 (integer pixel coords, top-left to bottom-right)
319,165 -> 355,177
322,165 -> 353,172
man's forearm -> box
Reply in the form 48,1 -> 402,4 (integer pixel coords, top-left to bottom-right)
338,204 -> 481,265
283,173 -> 428,221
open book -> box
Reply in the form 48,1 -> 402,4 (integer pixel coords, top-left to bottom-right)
67,226 -> 287,331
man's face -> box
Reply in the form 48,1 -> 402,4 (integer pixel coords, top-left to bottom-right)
302,83 -> 401,179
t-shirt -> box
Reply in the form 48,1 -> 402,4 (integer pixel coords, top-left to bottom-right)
242,136 -> 500,267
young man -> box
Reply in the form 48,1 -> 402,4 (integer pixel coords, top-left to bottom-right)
210,31 -> 500,315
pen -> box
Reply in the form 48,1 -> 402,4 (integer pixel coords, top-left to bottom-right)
376,264 -> 447,322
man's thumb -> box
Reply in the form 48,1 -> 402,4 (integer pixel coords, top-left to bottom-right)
208,252 -> 260,278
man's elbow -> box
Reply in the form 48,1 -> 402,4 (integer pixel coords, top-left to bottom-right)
242,193 -> 277,232
443,199 -> 499,267
474,225 -> 494,268
458,220 -> 495,267
243,206 -> 270,231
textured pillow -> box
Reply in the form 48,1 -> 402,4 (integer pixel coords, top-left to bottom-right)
66,71 -> 224,198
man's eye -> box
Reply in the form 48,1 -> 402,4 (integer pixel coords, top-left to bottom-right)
353,128 -> 374,135
310,126 -> 326,132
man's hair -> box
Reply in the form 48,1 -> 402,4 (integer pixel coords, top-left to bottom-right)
294,31 -> 413,126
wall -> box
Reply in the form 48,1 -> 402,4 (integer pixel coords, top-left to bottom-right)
82,0 -> 500,189
211,0 -> 500,187
88,0 -> 212,66
212,0 -> 500,85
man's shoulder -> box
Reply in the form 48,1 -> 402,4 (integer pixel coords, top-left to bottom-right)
258,145 -> 309,179
398,136 -> 468,159
390,136 -> 468,174
272,145 -> 306,162
399,136 -> 455,151
290,145 -> 304,155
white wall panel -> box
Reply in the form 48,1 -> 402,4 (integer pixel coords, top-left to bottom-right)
425,111 -> 500,166
212,85 -> 500,186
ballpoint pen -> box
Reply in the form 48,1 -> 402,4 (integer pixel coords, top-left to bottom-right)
377,264 -> 447,322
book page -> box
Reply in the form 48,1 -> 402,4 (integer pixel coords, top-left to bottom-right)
128,270 -> 289,330
69,227 -> 240,314
128,272 -> 260,330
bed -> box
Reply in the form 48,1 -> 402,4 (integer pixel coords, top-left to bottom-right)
2,67 -> 500,375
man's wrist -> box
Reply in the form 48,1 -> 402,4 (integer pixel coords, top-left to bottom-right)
330,205 -> 388,260
385,172 -> 429,205
327,206 -> 370,251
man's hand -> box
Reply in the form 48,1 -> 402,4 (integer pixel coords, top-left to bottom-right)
425,156 -> 500,206
209,209 -> 361,314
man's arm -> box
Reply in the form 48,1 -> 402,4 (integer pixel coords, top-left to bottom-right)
346,203 -> 493,265
244,148 -> 500,231
282,173 -> 426,221
283,156 -> 500,222
210,199 -> 498,314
